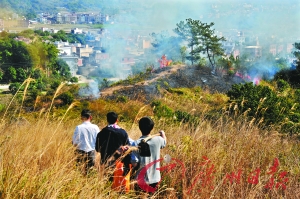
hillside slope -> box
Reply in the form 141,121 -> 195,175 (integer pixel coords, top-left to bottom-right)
100,64 -> 245,101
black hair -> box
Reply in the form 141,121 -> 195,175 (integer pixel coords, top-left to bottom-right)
138,117 -> 154,136
81,109 -> 92,119
107,111 -> 118,124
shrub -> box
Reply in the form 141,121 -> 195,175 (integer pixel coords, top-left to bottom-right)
9,82 -> 22,94
276,79 -> 290,92
227,82 -> 293,128
116,96 -> 128,103
167,88 -> 184,95
0,103 -> 5,112
50,79 -> 61,90
175,110 -> 191,122
70,76 -> 79,83
151,100 -> 174,119
57,91 -> 74,106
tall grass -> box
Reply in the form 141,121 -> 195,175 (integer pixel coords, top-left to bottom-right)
0,110 -> 299,198
0,86 -> 300,198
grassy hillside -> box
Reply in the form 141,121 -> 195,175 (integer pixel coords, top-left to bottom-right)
0,76 -> 299,198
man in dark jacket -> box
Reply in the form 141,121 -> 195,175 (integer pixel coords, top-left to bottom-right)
95,111 -> 129,166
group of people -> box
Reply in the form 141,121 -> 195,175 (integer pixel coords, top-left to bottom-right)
72,109 -> 167,194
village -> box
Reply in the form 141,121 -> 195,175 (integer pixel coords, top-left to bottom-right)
0,5 -> 298,83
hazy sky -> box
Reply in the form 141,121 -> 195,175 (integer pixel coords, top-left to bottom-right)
108,0 -> 300,39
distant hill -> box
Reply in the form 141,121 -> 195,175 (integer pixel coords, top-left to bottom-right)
0,0 -> 129,17
0,0 -> 107,16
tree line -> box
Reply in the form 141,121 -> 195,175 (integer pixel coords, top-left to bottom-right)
0,30 -> 78,108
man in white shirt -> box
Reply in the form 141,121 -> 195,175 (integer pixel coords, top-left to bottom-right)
135,117 -> 167,193
72,109 -> 100,174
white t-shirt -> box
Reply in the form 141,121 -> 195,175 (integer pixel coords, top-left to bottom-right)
135,136 -> 166,184
72,121 -> 100,152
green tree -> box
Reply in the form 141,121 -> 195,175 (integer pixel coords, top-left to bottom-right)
276,79 -> 290,92
51,30 -> 68,42
150,31 -> 182,61
174,20 -> 200,65
7,66 -> 17,82
16,68 -> 27,82
180,46 -> 187,63
275,42 -> 300,87
25,12 -> 37,20
53,59 -> 71,80
174,18 -> 225,71
0,70 -> 3,81
0,38 -> 33,82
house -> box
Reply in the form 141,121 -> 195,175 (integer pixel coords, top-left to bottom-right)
76,44 -> 94,57
86,39 -> 102,48
269,42 -> 295,56
50,29 -> 59,34
71,28 -> 83,34
58,46 -> 72,55
87,15 -> 95,24
55,13 -> 63,23
70,14 -> 77,24
142,40 -> 151,49
90,51 -> 109,64
54,40 -> 70,48
222,41 -> 236,57
77,14 -> 87,24
244,46 -> 262,59
94,15 -> 102,23
29,20 -> 38,24
100,14 -> 109,23
63,14 -> 71,23
40,27 -> 49,32
60,55 -> 79,76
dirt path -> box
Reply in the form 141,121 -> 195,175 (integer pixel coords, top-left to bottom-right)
100,64 -> 185,96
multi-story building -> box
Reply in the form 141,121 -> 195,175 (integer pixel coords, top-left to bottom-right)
70,14 -> 77,24
63,14 -> 71,23
87,15 -> 95,24
55,13 -> 63,23
94,15 -> 102,23
76,44 -> 94,58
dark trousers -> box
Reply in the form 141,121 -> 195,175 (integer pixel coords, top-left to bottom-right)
135,182 -> 159,194
75,150 -> 95,174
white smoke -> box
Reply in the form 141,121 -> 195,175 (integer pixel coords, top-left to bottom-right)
78,80 -> 100,99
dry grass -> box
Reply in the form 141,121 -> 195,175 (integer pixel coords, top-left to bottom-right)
0,93 -> 299,198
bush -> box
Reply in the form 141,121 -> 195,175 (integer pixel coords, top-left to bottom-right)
50,79 -> 61,90
276,79 -> 290,92
70,76 -> 79,83
175,110 -> 191,122
116,96 -> 128,103
151,100 -> 174,119
9,82 -> 21,94
57,91 -> 74,106
227,82 -> 293,128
